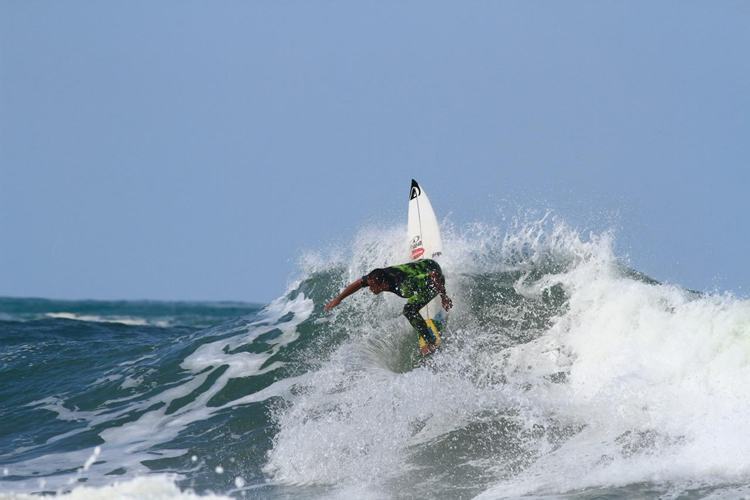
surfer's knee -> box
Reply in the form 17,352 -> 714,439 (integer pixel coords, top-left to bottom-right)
403,302 -> 420,319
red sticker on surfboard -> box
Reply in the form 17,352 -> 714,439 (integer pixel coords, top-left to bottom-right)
411,247 -> 425,259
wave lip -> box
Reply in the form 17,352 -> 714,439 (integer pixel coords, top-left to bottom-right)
44,312 -> 169,327
0,297 -> 262,328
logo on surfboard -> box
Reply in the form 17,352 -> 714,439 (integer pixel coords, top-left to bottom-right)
410,235 -> 424,259
409,179 -> 421,200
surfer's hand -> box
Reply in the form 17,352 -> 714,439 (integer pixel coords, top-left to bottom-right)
324,298 -> 340,312
441,295 -> 453,311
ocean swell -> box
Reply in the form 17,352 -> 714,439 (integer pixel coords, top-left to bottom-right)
3,217 -> 750,499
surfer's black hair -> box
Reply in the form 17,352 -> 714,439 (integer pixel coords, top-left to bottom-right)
367,268 -> 387,285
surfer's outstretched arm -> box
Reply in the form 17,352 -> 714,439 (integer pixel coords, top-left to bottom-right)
324,279 -> 366,311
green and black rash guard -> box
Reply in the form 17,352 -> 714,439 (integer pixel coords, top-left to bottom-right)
362,259 -> 443,302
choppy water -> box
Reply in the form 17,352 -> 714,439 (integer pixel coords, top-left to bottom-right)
3,217 -> 750,499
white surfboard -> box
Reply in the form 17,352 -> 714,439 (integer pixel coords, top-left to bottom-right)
408,179 -> 443,261
407,179 -> 445,348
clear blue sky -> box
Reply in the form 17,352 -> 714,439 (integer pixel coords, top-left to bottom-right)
1,1 -> 748,302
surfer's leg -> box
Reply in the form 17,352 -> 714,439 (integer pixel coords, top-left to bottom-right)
403,294 -> 438,345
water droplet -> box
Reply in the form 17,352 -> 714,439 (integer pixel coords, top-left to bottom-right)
191,455 -> 198,462
215,465 -> 224,474
234,476 -> 245,488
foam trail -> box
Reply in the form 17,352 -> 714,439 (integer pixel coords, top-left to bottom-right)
0,475 -> 230,500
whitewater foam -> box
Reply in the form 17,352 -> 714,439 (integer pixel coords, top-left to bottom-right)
0,475 -> 230,500
476,225 -> 750,497
268,218 -> 750,498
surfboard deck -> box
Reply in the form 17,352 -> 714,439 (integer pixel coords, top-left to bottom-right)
417,317 -> 443,350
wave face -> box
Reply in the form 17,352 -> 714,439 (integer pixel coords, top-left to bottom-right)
3,218 -> 750,499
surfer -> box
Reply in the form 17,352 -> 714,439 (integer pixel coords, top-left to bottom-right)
324,259 -> 453,355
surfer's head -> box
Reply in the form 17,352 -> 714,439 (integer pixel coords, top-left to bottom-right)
366,269 -> 390,294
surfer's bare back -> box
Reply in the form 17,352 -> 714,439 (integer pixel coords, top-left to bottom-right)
324,259 -> 452,355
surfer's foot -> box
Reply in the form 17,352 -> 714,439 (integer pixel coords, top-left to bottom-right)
420,344 -> 437,356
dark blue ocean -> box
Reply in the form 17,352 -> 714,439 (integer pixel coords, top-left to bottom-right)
3,220 -> 750,499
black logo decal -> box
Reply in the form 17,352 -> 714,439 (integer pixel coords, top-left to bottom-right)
409,179 -> 421,200
410,235 -> 423,250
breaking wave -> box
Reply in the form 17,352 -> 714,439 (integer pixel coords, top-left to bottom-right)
3,215 -> 750,499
